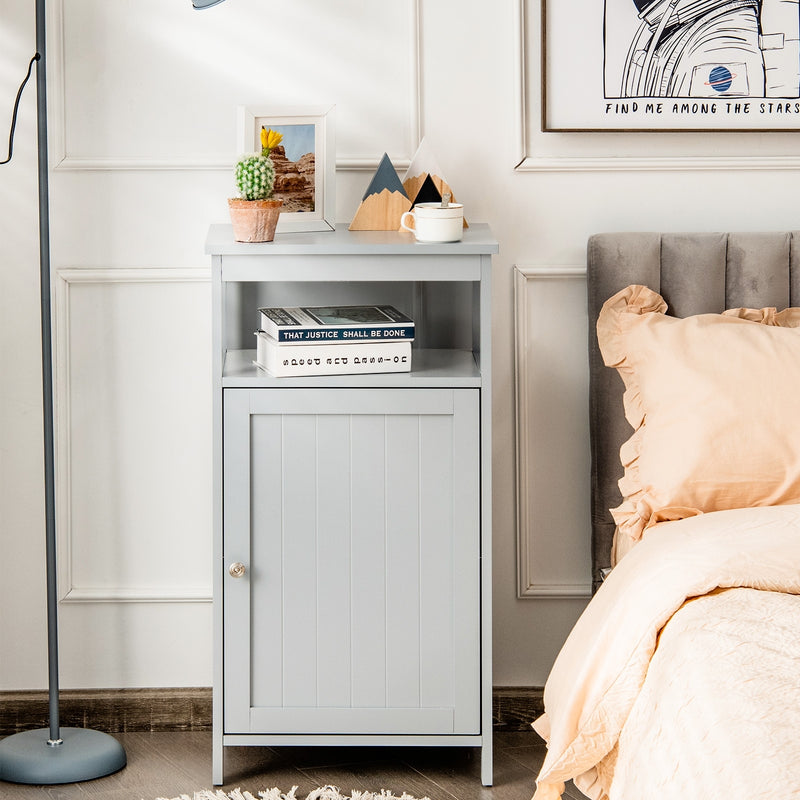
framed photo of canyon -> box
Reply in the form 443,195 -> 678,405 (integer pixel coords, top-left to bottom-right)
542,1 -> 800,131
237,105 -> 336,231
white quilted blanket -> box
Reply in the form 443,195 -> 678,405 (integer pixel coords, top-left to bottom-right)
532,504 -> 800,800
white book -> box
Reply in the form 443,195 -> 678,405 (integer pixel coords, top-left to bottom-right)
254,331 -> 412,377
258,304 -> 415,344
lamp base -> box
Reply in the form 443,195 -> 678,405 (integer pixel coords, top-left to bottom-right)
0,727 -> 126,784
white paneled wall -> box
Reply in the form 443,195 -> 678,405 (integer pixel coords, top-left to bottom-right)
514,268 -> 591,599
53,269 -> 211,604
51,0 -> 420,170
2,0 -> 798,691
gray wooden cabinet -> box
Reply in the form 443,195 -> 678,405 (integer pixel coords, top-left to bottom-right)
207,224 -> 497,786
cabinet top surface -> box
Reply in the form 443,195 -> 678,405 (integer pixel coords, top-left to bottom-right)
205,223 -> 498,256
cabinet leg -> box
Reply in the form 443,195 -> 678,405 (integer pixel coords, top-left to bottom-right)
213,735 -> 223,786
481,736 -> 493,786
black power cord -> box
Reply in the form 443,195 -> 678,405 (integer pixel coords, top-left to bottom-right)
1,53 -> 40,166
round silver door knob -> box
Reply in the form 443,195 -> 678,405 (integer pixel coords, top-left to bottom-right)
228,562 -> 246,578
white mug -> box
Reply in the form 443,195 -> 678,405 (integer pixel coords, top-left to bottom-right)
400,202 -> 464,243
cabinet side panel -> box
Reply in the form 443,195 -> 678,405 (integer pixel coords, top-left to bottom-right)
249,413 -> 285,711
419,415 -> 456,711
385,415 -> 422,709
316,415 -> 354,708
349,415 -> 388,708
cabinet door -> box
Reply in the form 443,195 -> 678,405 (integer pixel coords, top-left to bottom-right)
223,388 -> 480,736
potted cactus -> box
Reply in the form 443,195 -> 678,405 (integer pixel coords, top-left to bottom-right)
228,127 -> 283,242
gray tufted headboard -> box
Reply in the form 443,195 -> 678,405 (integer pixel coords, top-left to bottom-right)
586,231 -> 800,592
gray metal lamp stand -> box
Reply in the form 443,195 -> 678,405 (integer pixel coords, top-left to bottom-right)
0,0 -> 128,784
0,0 -> 227,784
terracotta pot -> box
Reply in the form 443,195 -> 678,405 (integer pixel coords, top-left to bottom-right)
228,198 -> 282,242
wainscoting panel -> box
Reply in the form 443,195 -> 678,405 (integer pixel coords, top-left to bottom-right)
49,0 -> 421,171
54,268 -> 212,603
514,267 -> 592,598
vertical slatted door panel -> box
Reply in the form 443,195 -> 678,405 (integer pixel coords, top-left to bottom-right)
248,412 -> 285,711
419,411 -> 455,712
281,413 -> 320,708
316,413 -> 353,709
451,391 -> 481,733
223,388 -> 480,736
222,389 -> 257,733
349,412 -> 388,710
385,413 -> 422,711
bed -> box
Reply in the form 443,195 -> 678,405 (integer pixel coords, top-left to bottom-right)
531,233 -> 800,800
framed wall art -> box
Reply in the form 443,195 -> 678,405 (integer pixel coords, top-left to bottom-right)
543,1 -> 800,132
237,105 -> 336,232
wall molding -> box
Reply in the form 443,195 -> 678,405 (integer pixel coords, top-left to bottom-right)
48,0 -> 421,172
63,586 -> 211,604
53,266 -> 211,604
514,266 -> 592,599
513,0 -> 800,173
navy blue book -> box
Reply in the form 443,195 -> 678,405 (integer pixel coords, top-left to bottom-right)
258,304 -> 415,344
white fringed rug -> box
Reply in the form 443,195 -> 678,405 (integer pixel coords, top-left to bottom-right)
154,786 -> 431,800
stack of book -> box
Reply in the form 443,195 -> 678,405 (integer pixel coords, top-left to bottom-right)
254,304 -> 414,377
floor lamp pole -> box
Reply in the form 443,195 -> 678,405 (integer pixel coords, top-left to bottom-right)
35,0 -> 60,749
0,1 -> 127,784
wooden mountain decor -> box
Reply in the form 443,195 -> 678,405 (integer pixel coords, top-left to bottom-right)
349,153 -> 412,231
403,138 -> 446,202
410,173 -> 442,205
402,137 -> 468,226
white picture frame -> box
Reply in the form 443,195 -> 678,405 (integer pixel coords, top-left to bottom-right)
237,105 -> 336,232
544,1 -> 800,132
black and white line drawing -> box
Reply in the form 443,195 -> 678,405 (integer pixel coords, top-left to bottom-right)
608,0 -> 800,99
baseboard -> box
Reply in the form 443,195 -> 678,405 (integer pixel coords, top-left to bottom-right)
0,687 -> 542,735
492,686 -> 544,731
0,688 -> 212,736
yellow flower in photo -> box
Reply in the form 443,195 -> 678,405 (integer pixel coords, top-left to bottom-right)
260,126 -> 283,156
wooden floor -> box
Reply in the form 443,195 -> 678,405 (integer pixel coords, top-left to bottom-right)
0,731 -> 585,800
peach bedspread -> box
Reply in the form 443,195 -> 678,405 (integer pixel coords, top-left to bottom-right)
532,504 -> 800,800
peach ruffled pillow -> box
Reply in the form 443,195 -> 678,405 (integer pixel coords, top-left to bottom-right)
597,285 -> 800,559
